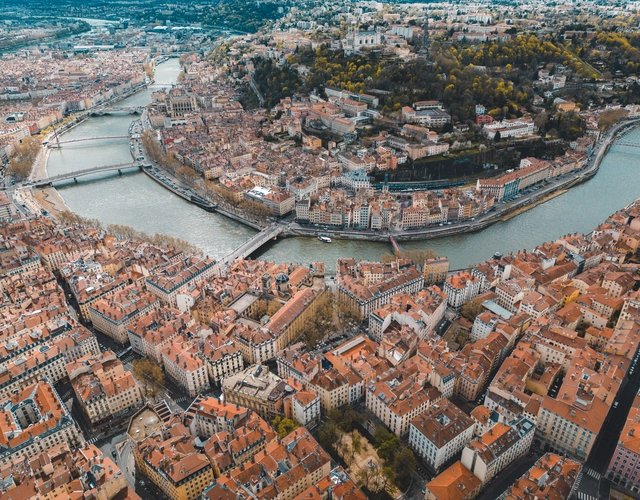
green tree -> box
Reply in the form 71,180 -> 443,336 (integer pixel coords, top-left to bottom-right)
133,358 -> 165,399
393,447 -> 417,490
272,417 -> 300,438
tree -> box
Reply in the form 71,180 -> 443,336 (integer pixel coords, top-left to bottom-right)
494,130 -> 502,142
133,358 -> 165,399
267,299 -> 283,316
351,431 -> 362,459
598,108 -> 629,131
382,466 -> 397,494
337,300 -> 362,333
300,291 -> 335,349
272,417 -> 299,438
7,136 -> 41,181
401,248 -> 439,271
393,448 -> 417,490
460,299 -> 484,322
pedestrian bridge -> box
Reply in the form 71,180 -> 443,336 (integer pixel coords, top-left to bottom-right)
29,163 -> 145,188
222,224 -> 284,263
89,106 -> 146,116
51,135 -> 129,146
615,141 -> 640,149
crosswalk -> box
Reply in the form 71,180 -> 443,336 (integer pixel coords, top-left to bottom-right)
577,492 -> 598,500
120,354 -> 134,364
174,396 -> 188,403
61,390 -> 72,400
87,437 -> 99,445
585,468 -> 601,480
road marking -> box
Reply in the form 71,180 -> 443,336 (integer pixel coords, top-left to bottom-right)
87,437 -> 99,444
586,468 -> 601,479
578,493 -> 598,500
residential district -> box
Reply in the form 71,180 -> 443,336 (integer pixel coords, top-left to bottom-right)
1,1 -> 640,500
0,190 -> 636,500
2,0 -> 640,235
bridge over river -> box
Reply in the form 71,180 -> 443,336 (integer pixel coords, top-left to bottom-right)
221,224 -> 284,264
30,162 -> 145,187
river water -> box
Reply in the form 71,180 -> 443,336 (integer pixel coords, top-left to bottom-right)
47,60 -> 640,271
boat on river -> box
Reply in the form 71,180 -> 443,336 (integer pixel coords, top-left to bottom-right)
318,236 -> 332,243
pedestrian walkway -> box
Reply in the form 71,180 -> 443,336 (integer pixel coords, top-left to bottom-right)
577,492 -> 598,500
87,436 -> 100,445
586,468 -> 601,480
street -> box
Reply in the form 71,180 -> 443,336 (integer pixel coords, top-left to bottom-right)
574,364 -> 640,500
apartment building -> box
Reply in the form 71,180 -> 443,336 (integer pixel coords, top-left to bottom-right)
203,427 -> 331,500
537,384 -> 610,461
607,392 -> 640,493
425,257 -> 450,285
369,287 -> 447,341
199,335 -> 244,385
129,406 -> 214,500
127,307 -> 194,364
461,416 -> 535,484
337,259 -> 424,317
66,351 -> 143,426
366,374 -> 443,437
498,453 -> 582,500
222,364 -> 288,420
0,381 -> 83,466
291,390 -> 321,428
309,368 -> 349,414
444,272 -> 482,309
265,287 -> 325,352
409,399 -> 475,472
89,285 -> 160,344
424,461 -> 482,500
162,336 -> 210,398
0,341 -> 68,400
145,256 -> 216,307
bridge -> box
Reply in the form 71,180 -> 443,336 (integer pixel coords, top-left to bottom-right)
89,106 -> 146,116
615,141 -> 640,149
51,135 -> 129,146
222,224 -> 284,263
30,162 -> 145,188
389,235 -> 401,254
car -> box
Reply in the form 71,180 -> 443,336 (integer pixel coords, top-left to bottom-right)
111,449 -> 117,458
139,480 -> 146,487
614,402 -> 619,408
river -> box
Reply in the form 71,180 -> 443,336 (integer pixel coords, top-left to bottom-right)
46,60 -> 640,271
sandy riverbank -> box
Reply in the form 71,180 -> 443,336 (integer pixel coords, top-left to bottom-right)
28,145 -> 71,218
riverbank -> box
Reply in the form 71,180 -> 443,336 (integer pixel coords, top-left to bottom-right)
499,189 -> 567,222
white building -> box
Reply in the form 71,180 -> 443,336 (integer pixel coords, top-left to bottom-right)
344,25 -> 381,54
161,336 -> 210,398
443,272 -> 482,309
483,119 -> 535,140
291,390 -> 321,428
461,416 -> 535,484
409,399 -> 475,472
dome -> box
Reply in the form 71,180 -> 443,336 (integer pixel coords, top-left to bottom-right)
275,273 -> 289,284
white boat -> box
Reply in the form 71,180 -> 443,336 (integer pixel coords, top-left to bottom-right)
318,236 -> 332,243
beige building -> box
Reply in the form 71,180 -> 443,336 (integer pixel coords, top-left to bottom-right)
66,351 -> 143,426
0,381 -> 84,466
145,256 -> 216,308
129,405 -> 214,500
161,336 -> 210,398
89,285 -> 160,344
200,335 -> 244,385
